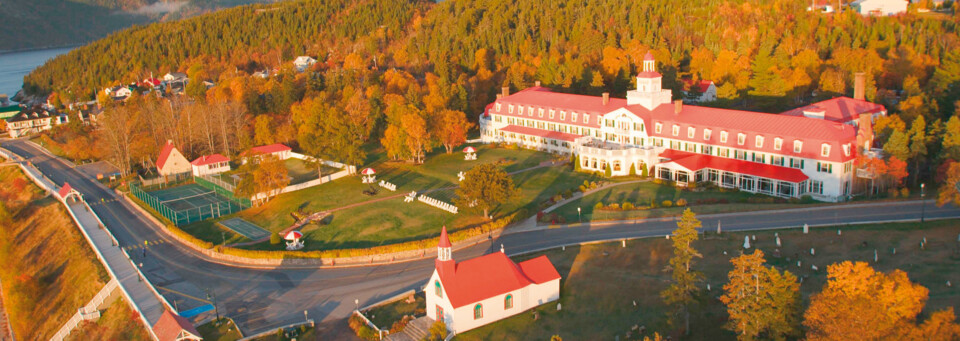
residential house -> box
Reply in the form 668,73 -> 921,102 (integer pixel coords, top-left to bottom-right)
191,154 -> 231,176
293,56 -> 317,72
682,79 -> 718,103
156,140 -> 192,177
152,310 -> 202,341
241,143 -> 292,164
104,86 -> 133,101
4,107 -> 68,138
852,0 -> 908,15
77,106 -> 104,125
163,72 -> 188,83
479,53 -> 884,201
426,226 -> 561,335
141,77 -> 162,90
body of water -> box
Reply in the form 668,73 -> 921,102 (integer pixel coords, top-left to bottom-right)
0,47 -> 75,101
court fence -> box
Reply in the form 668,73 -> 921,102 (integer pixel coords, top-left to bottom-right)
194,175 -> 252,207
130,181 -> 249,226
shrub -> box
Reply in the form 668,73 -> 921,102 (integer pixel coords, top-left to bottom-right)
594,202 -> 604,209
552,194 -> 563,203
622,202 -> 634,210
629,163 -> 636,176
573,154 -> 581,171
653,178 -> 663,185
578,185 -> 587,192
662,200 -> 673,207
640,163 -> 649,177
424,320 -> 448,341
888,188 -> 899,198
687,182 -> 697,190
270,232 -> 281,245
900,187 -> 910,197
675,198 -> 687,207
562,189 -> 573,198
348,314 -> 379,341
604,163 -> 612,177
608,203 -> 620,210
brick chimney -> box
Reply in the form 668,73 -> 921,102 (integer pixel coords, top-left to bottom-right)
674,99 -> 683,114
857,112 -> 874,151
501,87 -> 509,98
496,94 -> 502,100
602,92 -> 609,105
854,72 -> 865,101
534,80 -> 541,87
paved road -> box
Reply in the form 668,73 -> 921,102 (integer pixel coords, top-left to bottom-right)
4,138 -> 960,335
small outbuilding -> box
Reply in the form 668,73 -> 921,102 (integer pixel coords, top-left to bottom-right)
191,154 -> 231,177
152,310 -> 202,341
157,140 -> 192,177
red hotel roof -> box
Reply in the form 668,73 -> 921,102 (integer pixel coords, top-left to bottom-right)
250,143 -> 292,154
780,96 -> 885,123
191,154 -> 229,166
499,124 -> 583,142
439,253 -> 560,308
156,141 -> 177,170
492,87 -> 626,129
659,150 -> 809,183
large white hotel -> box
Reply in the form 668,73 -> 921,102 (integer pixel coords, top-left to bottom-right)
479,53 -> 885,202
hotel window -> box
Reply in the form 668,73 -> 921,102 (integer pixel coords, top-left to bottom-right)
844,161 -> 853,173
528,106 -> 533,115
571,112 -> 578,122
817,162 -> 833,173
672,125 -> 679,136
719,148 -> 729,157
790,158 -> 804,169
655,123 -> 663,134
752,153 -> 766,163
606,119 -> 614,128
550,109 -> 556,118
843,144 -> 851,157
688,127 -> 695,139
794,140 -> 803,153
735,150 -> 748,160
583,113 -> 590,124
496,103 -> 502,112
755,136 -> 764,148
772,156 -> 784,166
720,131 -> 728,143
810,180 -> 824,195
774,138 -> 782,151
737,133 -> 746,145
518,106 -> 524,115
542,108 -> 548,118
474,304 -> 483,319
561,111 -> 567,121
597,115 -> 602,125
508,105 -> 514,113
703,129 -> 712,140
821,144 -> 831,157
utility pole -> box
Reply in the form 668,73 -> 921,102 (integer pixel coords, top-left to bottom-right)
920,183 -> 926,223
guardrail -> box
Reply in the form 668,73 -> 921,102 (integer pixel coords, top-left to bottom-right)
50,279 -> 119,341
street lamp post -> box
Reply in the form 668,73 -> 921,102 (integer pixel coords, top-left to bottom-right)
206,289 -> 220,322
577,207 -> 581,223
920,183 -> 926,223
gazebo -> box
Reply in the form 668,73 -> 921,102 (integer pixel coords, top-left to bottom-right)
463,146 -> 477,160
284,230 -> 304,250
361,167 -> 377,184
57,182 -> 82,203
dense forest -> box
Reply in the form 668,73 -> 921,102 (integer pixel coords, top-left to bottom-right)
0,0 -> 278,51
21,0 -> 960,201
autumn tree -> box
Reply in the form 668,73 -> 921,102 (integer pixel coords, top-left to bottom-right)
454,163 -> 516,219
250,155 -> 289,204
97,105 -> 140,175
720,250 -> 800,340
804,262 -> 929,340
907,115 -> 928,185
661,208 -> 702,335
435,109 -> 474,154
884,129 -> 911,162
937,162 -> 960,207
941,115 -> 960,161
403,112 -> 430,164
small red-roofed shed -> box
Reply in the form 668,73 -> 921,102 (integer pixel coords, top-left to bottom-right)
57,182 -> 81,202
152,310 -> 202,341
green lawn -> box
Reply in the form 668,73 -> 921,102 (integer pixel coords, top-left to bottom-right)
547,182 -> 812,223
197,318 -> 243,341
455,219 -> 960,341
283,158 -> 340,185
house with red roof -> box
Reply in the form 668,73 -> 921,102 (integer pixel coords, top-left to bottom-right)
426,226 -> 561,335
191,154 -> 231,176
479,53 -> 884,202
152,310 -> 202,341
157,140 -> 192,177
241,143 -> 292,164
681,79 -> 717,103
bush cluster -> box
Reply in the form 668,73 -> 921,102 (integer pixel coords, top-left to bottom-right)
348,314 -> 380,340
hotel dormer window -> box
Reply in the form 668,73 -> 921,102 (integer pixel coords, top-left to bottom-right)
794,140 -> 803,153
560,111 -> 566,121
704,129 -> 712,140
572,112 -> 578,122
597,115 -> 602,125
755,136 -> 764,148
720,131 -> 728,143
541,108 -> 547,118
529,106 -> 534,116
518,106 -> 523,115
496,103 -> 501,112
774,138 -> 783,151
672,125 -> 679,136
687,127 -> 695,139
549,109 -> 555,118
737,133 -> 746,145
843,144 -> 851,157
508,105 -> 514,114
584,113 -> 590,124
655,123 -> 662,134
821,143 -> 831,157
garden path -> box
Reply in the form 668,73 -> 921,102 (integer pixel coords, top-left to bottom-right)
512,179 -> 650,232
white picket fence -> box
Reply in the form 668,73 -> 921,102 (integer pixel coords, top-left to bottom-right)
417,194 -> 458,214
250,168 -> 352,201
51,279 -> 119,341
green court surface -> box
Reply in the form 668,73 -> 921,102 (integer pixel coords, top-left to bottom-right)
132,182 -> 247,226
218,218 -> 271,240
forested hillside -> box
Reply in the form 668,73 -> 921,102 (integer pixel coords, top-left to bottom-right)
22,0 -> 960,194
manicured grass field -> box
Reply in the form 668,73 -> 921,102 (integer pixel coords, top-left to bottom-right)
549,182 -> 811,223
197,318 -> 243,341
456,219 -> 960,341
283,158 -> 340,185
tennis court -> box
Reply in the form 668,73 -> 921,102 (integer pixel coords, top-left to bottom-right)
131,182 -> 249,226
218,218 -> 271,240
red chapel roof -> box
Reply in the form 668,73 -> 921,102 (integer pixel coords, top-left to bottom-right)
438,253 -> 560,308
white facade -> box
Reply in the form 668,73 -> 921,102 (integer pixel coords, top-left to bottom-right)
191,161 -> 230,176
293,56 -> 317,72
853,0 -> 908,15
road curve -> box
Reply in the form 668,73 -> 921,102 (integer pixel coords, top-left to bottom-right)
3,138 -> 960,335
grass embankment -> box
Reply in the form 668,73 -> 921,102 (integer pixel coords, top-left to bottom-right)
0,166 -> 144,339
549,182 -> 814,223
197,318 -> 244,341
68,295 -> 151,340
457,219 -> 960,341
